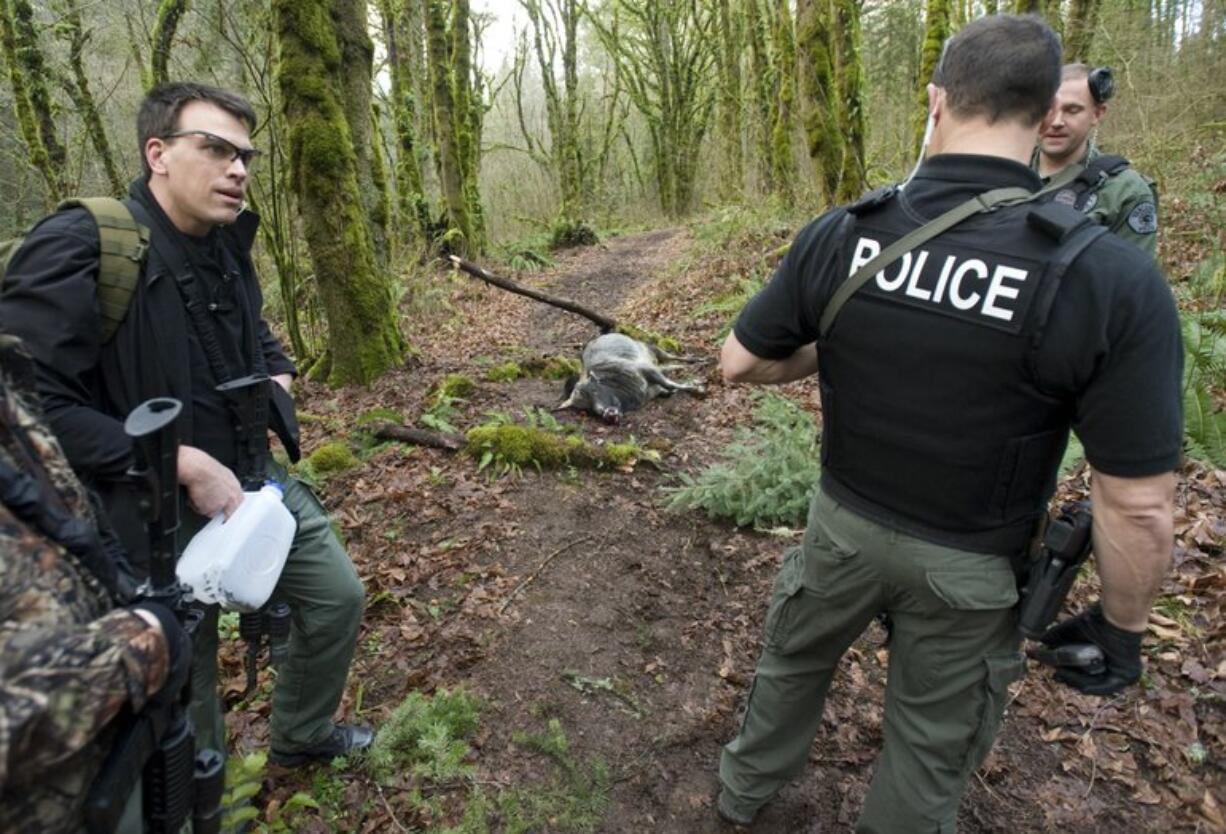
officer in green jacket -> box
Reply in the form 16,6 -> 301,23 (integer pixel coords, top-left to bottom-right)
1036,63 -> 1159,255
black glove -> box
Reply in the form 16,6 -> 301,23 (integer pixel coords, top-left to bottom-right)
1038,603 -> 1143,696
131,602 -> 192,703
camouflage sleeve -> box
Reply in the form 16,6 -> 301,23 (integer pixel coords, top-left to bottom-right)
0,608 -> 168,789
1105,173 -> 1159,257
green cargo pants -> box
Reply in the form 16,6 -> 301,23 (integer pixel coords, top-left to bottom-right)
719,488 -> 1026,833
185,462 -> 365,756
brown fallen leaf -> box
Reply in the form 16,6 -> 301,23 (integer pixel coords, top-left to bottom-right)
1201,789 -> 1226,831
1133,782 -> 1162,805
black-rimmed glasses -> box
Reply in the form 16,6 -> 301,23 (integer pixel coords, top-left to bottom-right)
161,129 -> 263,169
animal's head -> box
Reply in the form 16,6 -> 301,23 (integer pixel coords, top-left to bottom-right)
555,371 -> 623,423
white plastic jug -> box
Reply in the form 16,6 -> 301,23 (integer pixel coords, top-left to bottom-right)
176,482 -> 296,612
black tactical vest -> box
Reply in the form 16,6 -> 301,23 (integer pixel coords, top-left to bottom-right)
816,191 -> 1103,556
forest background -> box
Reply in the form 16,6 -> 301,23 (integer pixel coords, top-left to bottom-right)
1,1 -> 1224,832
0,0 -> 1222,389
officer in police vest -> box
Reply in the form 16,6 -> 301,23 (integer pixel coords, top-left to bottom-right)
1036,63 -> 1160,255
716,15 -> 1181,832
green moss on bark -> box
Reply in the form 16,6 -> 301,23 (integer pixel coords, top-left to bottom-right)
275,0 -> 406,387
914,0 -> 951,155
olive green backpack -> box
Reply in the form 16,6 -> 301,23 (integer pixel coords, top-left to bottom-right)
0,197 -> 150,342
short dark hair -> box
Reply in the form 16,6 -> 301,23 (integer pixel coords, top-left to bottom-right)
933,15 -> 1062,126
137,83 -> 258,176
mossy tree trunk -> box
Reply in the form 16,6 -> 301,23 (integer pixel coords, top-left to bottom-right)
1042,0 -> 1063,36
797,0 -> 843,204
1012,0 -> 1040,13
984,0 -> 999,13
273,0 -> 406,386
0,0 -> 67,203
770,0 -> 798,202
378,0 -> 433,248
520,0 -> 585,225
450,0 -> 485,249
56,0 -> 123,196
426,0 -> 476,253
834,0 -> 866,202
714,0 -> 744,199
745,0 -> 776,193
150,0 -> 189,89
591,0 -> 717,218
1064,0 -> 1103,60
335,0 -> 390,268
915,0 -> 951,153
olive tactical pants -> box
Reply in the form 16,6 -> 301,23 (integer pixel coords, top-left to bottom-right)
720,489 -> 1026,833
186,463 -> 365,756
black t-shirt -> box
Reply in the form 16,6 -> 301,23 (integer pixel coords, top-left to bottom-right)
735,153 -> 1182,509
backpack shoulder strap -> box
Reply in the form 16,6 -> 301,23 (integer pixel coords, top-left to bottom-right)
818,185 -> 1034,338
57,198 -> 150,343
1025,203 -> 1106,373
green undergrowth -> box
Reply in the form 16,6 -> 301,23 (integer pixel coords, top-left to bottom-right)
367,689 -> 481,785
420,373 -> 477,434
689,197 -> 802,253
484,354 -> 582,382
550,218 -> 600,250
293,440 -> 361,486
1180,302 -> 1226,468
484,361 -> 523,382
665,391 -> 821,529
465,409 -> 657,477
498,230 -> 556,273
690,268 -> 769,339
439,718 -> 610,834
614,323 -> 682,356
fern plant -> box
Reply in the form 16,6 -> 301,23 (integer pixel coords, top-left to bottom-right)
1180,309 -> 1226,468
664,391 -> 821,528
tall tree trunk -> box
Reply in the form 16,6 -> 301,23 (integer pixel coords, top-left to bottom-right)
426,0 -> 475,251
336,0 -> 389,268
0,0 -> 66,202
378,0 -> 432,248
273,0 -> 406,386
797,0 -> 843,204
834,0 -> 866,201
58,0 -> 123,195
450,0 -> 484,248
770,0 -> 798,201
150,0 -> 189,89
745,0 -> 775,192
521,0 -> 585,224
1064,0 -> 1103,61
714,0 -> 744,199
915,0 -> 951,153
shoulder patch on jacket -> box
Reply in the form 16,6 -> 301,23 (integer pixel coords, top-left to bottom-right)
1127,201 -> 1158,235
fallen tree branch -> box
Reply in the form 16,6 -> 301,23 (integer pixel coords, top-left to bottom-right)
370,422 -> 466,451
448,256 -> 618,332
499,535 -> 596,614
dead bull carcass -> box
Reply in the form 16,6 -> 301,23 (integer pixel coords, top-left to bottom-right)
555,333 -> 704,423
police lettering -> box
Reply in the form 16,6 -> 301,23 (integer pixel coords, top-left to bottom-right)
851,237 -> 1031,323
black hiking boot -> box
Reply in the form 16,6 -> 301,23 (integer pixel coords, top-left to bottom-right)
268,723 -> 374,768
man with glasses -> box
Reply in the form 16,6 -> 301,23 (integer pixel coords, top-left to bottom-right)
0,83 -> 370,769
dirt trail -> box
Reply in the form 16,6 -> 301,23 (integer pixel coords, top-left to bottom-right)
265,228 -> 1217,834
